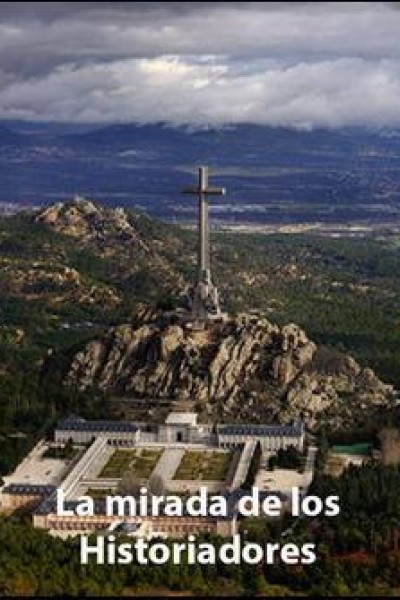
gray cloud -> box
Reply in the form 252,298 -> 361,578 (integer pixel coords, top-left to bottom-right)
0,2 -> 400,127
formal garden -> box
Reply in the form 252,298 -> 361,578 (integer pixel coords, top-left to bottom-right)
173,450 -> 232,481
99,448 -> 162,479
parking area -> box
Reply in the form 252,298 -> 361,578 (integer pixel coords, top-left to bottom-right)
2,440 -> 73,487
255,467 -> 309,494
255,446 -> 316,494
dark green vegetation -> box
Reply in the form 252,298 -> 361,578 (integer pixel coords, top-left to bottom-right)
42,439 -> 78,460
3,460 -> 400,596
214,231 -> 400,389
238,459 -> 400,597
1,203 -> 400,595
268,445 -> 305,471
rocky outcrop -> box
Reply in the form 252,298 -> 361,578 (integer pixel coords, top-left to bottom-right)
64,312 -> 396,429
35,195 -> 149,253
34,197 -> 186,294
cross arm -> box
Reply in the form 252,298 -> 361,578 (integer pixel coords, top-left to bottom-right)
182,187 -> 226,195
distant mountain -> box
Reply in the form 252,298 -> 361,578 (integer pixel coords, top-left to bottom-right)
1,122 -> 400,223
66,122 -> 400,162
2,120 -> 99,135
0,123 -> 24,145
63,122 -> 194,147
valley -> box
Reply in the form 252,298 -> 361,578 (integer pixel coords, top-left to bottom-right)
2,122 -> 400,226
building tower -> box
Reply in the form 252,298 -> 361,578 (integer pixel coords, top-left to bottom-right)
182,166 -> 226,322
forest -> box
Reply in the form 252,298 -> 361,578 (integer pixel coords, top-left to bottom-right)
2,457 -> 400,596
0,206 -> 400,594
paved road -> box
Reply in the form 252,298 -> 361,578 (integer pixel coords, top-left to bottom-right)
230,440 -> 257,490
302,445 -> 317,491
151,448 -> 185,483
305,445 -> 317,472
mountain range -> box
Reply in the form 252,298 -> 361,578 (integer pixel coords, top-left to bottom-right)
2,121 -> 400,225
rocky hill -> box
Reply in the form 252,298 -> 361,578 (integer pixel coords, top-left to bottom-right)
0,196 -> 191,348
1,195 -> 400,433
31,198 -> 398,430
64,311 -> 396,429
35,196 -> 184,287
36,196 -> 149,252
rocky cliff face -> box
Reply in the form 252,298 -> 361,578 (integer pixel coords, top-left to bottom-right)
64,312 -> 396,428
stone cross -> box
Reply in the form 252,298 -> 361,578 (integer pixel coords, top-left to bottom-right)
182,166 -> 226,321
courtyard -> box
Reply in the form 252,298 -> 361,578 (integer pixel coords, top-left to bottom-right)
173,450 -> 232,481
99,448 -> 162,479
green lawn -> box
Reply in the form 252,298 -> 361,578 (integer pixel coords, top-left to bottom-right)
99,448 -> 162,479
173,450 -> 232,481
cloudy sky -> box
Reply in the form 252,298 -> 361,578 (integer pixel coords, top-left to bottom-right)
1,2 -> 400,128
